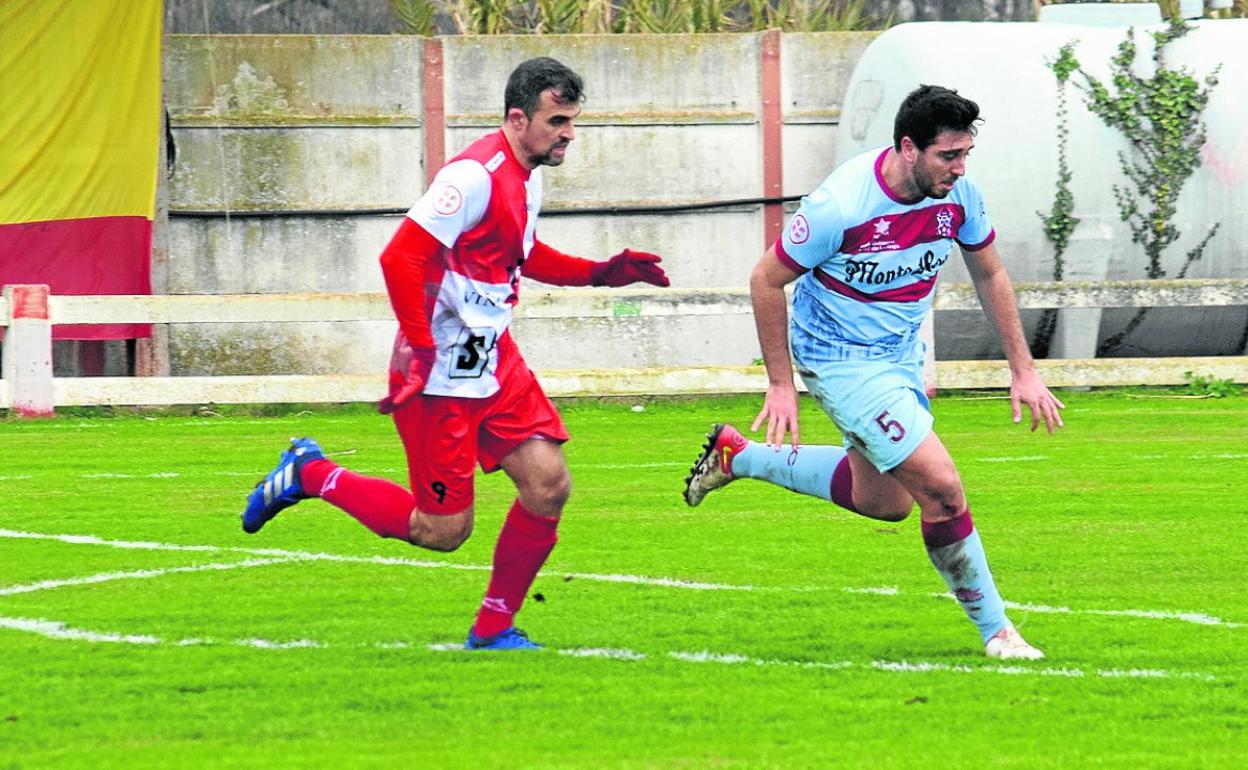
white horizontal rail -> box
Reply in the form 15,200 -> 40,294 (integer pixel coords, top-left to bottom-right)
1,277 -> 1243,327
30,356 -> 1247,408
3,279 -> 1247,412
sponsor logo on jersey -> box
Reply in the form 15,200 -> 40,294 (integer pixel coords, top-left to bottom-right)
843,248 -> 948,286
484,150 -> 506,173
859,217 -> 899,253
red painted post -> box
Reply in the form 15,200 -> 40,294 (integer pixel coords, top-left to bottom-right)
422,38 -> 446,187
760,29 -> 784,251
2,284 -> 55,418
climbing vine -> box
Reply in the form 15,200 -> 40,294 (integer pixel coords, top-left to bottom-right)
1033,42 -> 1080,358
1064,19 -> 1220,355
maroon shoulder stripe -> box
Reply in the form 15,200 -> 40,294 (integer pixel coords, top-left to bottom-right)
958,229 -> 996,252
774,240 -> 809,274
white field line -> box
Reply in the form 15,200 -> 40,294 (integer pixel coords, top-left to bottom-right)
2,529 -> 1242,628
844,586 -> 900,596
5,452 -> 1243,481
929,592 -> 1245,630
0,529 -> 749,591
0,615 -> 1216,682
1005,600 -> 1245,629
33,462 -> 692,480
0,617 -> 160,644
0,557 -> 300,597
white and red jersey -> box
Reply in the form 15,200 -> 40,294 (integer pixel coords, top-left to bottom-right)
402,131 -> 543,398
778,146 -> 995,343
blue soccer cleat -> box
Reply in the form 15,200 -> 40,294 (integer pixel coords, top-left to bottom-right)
241,437 -> 324,534
464,626 -> 543,651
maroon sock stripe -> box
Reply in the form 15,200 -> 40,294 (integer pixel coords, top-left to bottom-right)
829,455 -> 856,512
921,510 -> 974,548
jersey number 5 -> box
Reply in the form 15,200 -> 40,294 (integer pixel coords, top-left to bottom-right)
874,410 -> 906,444
450,328 -> 498,379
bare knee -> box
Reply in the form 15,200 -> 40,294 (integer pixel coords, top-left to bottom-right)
916,474 -> 966,520
409,512 -> 473,552
520,469 -> 572,517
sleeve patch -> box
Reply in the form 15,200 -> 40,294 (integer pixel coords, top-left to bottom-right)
788,214 -> 811,245
431,185 -> 463,216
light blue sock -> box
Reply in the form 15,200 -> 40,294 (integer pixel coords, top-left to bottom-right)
924,527 -> 1010,643
730,442 -> 846,501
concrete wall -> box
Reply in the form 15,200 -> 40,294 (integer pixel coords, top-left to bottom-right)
163,28 -> 1246,379
163,32 -> 873,376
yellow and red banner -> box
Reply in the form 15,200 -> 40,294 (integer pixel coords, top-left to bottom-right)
0,0 -> 161,339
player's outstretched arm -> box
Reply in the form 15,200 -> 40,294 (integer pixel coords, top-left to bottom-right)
589,249 -> 670,288
749,246 -> 803,449
963,243 -> 1065,433
524,241 -> 670,288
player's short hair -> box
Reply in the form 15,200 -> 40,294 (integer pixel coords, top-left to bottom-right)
504,57 -> 585,118
893,85 -> 981,151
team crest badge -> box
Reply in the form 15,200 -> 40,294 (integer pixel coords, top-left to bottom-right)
433,184 -> 463,216
936,207 -> 954,237
788,214 -> 810,245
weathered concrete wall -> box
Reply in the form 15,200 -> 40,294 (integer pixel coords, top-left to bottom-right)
163,28 -> 1247,379
163,32 -> 873,375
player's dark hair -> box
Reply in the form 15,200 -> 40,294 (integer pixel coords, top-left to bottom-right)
893,85 -> 981,151
504,57 -> 585,118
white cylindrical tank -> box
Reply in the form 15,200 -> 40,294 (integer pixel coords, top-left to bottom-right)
835,19 -> 1248,358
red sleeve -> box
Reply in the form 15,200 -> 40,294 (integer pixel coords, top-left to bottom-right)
378,217 -> 442,349
523,239 -> 595,286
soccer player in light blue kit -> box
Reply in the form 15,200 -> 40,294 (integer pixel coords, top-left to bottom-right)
684,85 -> 1065,660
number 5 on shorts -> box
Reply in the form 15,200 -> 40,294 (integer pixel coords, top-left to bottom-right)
874,410 -> 906,443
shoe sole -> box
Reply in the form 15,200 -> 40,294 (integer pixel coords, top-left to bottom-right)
683,423 -> 726,507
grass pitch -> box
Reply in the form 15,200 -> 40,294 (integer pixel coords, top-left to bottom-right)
1,391 -> 1245,769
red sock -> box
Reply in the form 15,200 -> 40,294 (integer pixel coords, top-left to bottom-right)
472,500 -> 560,638
300,459 -> 412,540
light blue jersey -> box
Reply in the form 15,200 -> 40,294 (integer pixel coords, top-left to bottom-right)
779,146 -> 995,347
781,147 -> 994,472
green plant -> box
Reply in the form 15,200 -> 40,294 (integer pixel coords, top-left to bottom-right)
1033,42 -> 1081,358
1067,19 -> 1220,355
530,0 -> 618,32
741,0 -> 879,32
391,0 -> 437,34
1182,370 -> 1241,397
392,0 -> 892,33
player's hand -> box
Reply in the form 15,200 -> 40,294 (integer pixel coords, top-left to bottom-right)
751,381 -> 801,450
378,345 -> 436,415
590,249 -> 670,287
1010,367 -> 1065,433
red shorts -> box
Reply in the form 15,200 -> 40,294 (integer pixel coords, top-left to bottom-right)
390,365 -> 568,515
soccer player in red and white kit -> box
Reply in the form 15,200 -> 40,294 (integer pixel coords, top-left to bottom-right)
241,58 -> 669,650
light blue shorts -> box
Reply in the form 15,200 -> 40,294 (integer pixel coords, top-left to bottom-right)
790,301 -> 932,473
